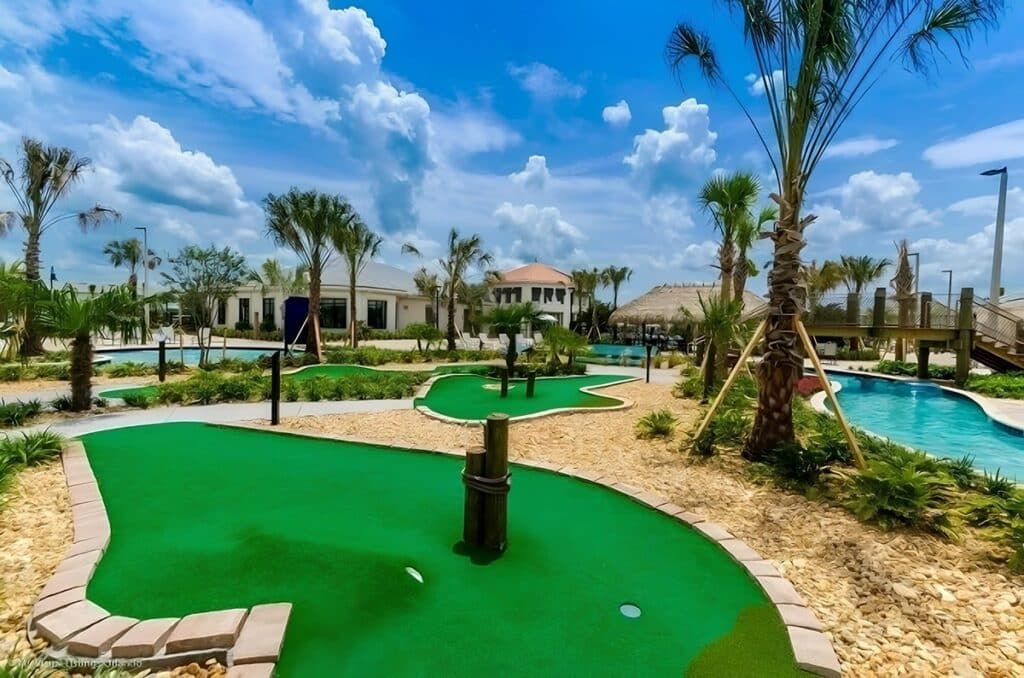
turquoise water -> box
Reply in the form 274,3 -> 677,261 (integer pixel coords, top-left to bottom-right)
829,372 -> 1024,480
587,344 -> 657,358
97,347 -> 272,365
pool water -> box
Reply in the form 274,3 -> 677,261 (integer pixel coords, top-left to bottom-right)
829,372 -> 1024,480
97,347 -> 273,365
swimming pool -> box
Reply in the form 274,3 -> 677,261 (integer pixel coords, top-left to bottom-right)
96,347 -> 274,365
579,344 -> 658,365
828,372 -> 1024,480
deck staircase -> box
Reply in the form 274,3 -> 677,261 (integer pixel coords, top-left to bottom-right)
971,301 -> 1024,372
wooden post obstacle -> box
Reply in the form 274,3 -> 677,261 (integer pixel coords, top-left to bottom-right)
916,293 -> 932,379
500,368 -> 509,398
158,340 -> 166,383
270,351 -> 281,426
462,414 -> 511,551
526,370 -> 536,398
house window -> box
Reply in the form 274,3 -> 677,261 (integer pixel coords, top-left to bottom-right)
555,289 -> 565,303
544,288 -> 554,303
514,288 -> 522,303
238,298 -> 250,325
531,287 -> 542,302
367,300 -> 387,329
492,288 -> 502,303
320,298 -> 347,329
216,299 -> 226,325
262,298 -> 276,329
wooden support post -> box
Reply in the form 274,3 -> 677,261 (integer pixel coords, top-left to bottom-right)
222,332 -> 228,362
845,292 -> 860,326
158,340 -> 167,383
917,293 -> 932,379
796,320 -> 866,470
691,320 -> 767,443
956,287 -> 974,386
270,351 -> 281,425
462,447 -> 486,545
500,367 -> 509,398
179,332 -> 185,365
526,371 -> 536,398
871,287 -> 887,329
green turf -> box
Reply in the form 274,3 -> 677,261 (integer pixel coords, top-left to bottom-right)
414,373 -> 632,421
99,384 -> 158,399
282,364 -> 404,381
82,423 -> 799,677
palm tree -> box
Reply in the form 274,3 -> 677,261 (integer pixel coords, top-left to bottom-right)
483,302 -> 542,373
0,260 -> 39,360
543,324 -> 589,366
402,229 -> 493,351
263,189 -> 361,357
459,281 -> 491,336
733,205 -> 777,302
804,259 -> 843,315
103,238 -> 161,297
694,292 -> 743,402
698,172 -> 761,302
571,268 -> 602,339
332,220 -> 381,348
891,240 -> 915,361
37,285 -> 142,411
0,138 -> 121,354
570,269 -> 590,331
247,258 -> 309,296
412,267 -> 441,327
839,255 -> 891,295
665,2 -> 1000,456
601,265 -> 633,310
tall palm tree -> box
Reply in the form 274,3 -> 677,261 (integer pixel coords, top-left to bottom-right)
0,138 -> 121,354
332,220 -> 381,348
459,281 -> 491,336
698,172 -> 761,302
247,258 -> 309,296
412,267 -> 441,326
803,259 -> 843,314
37,285 -> 142,411
839,255 -> 891,295
733,205 -> 777,302
263,189 -> 360,357
665,2 -> 1001,456
570,269 -> 590,331
601,265 -> 633,310
891,240 -> 915,361
402,229 -> 493,351
103,238 -> 161,297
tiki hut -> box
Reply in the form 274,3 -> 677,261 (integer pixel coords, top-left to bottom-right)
609,283 -> 768,327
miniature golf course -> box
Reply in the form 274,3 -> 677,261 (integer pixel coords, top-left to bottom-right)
414,373 -> 634,421
81,422 -> 806,676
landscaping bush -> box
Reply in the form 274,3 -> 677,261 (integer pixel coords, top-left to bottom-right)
795,375 -> 823,397
836,347 -> 881,361
965,372 -> 1024,400
1007,519 -> 1024,572
978,469 -> 1017,499
0,364 -> 27,382
673,373 -> 703,399
49,395 -> 72,412
0,429 -> 64,466
875,360 -> 955,380
302,376 -> 330,402
101,361 -> 155,378
323,346 -> 500,366
940,455 -> 977,490
842,457 -> 960,538
510,362 -> 585,378
32,363 -> 71,380
200,358 -> 263,373
0,399 -> 42,428
119,391 -> 152,409
282,379 -> 300,402
765,441 -> 834,484
635,409 -> 677,439
431,364 -> 493,377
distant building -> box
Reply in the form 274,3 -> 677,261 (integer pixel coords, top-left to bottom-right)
218,260 -> 466,334
489,263 -> 575,328
609,283 -> 768,327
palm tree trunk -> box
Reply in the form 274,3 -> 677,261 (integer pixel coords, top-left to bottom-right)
746,190 -> 805,459
307,262 -> 322,357
612,285 -> 619,310
20,230 -> 45,356
70,334 -> 93,412
715,245 -> 735,379
446,282 -> 457,351
349,272 -> 358,348
506,331 -> 517,373
733,266 -> 747,304
702,341 -> 717,402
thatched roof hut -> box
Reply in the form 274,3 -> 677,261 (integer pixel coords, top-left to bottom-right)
609,283 -> 768,326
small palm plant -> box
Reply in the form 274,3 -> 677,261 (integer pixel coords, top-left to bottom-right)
543,325 -> 589,366
693,292 -> 743,401
635,409 -> 678,439
37,285 -> 143,411
483,302 -> 542,373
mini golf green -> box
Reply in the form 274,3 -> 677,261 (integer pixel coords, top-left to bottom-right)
414,373 -> 633,421
81,423 -> 806,676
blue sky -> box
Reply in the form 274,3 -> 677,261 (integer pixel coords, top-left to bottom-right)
1,0 -> 1023,302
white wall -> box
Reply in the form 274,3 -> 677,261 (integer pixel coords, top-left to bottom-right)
487,283 -> 574,328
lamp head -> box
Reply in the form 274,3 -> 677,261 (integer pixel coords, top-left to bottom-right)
980,167 -> 1007,176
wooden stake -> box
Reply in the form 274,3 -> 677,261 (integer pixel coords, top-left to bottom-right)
692,320 -> 767,443
462,447 -> 486,545
796,320 -> 866,469
482,414 -> 510,551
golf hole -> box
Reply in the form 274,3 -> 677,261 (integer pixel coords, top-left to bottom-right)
405,566 -> 424,583
619,603 -> 641,618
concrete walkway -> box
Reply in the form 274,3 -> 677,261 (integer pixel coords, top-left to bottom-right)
586,363 -> 682,385
11,399 -> 413,438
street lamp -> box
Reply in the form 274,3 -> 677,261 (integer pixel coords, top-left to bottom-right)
135,226 -> 150,335
941,269 -> 953,316
908,252 -> 920,296
432,284 -> 441,329
981,167 -> 1008,305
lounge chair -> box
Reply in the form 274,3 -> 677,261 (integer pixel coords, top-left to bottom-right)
533,332 -> 544,346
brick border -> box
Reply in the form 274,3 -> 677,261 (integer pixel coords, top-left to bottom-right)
34,428 -> 841,677
26,440 -> 290,676
413,373 -> 639,425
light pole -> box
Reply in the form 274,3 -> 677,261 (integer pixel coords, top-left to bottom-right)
134,226 -> 150,337
908,252 -> 920,296
941,269 -> 953,314
981,167 -> 1008,305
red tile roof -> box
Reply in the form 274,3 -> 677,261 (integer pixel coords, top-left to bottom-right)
497,263 -> 572,286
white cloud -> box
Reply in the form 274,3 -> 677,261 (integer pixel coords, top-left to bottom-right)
823,136 -> 899,159
641,194 -> 695,235
493,202 -> 584,263
745,70 -> 784,96
624,98 -> 717,194
91,115 -> 249,215
923,119 -> 1024,169
509,155 -> 550,190
0,65 -> 23,90
158,216 -> 200,243
508,62 -> 585,100
808,171 -> 936,240
913,217 -> 1024,293
947,186 -> 1024,218
431,107 -> 521,158
602,100 -> 631,126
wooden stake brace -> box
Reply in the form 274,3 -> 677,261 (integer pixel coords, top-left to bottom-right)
462,413 -> 511,551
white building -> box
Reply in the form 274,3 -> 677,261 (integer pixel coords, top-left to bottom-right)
488,263 -> 575,328
217,260 -> 466,335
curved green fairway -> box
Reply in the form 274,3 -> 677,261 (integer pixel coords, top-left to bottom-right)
415,373 -> 633,421
82,423 -> 804,677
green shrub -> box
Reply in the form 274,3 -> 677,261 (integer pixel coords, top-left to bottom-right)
673,373 -> 703,399
940,455 -> 977,490
32,363 -> 70,380
843,457 -> 959,538
199,357 -> 262,373
155,381 -> 188,404
510,362 -> 585,378
978,469 -> 1017,499
303,376 -> 330,402
432,364 -> 493,376
0,429 -> 64,466
1007,519 -> 1024,572
690,429 -> 716,458
965,372 -> 1024,400
635,409 -> 678,439
708,406 -> 750,446
0,400 -> 42,428
189,371 -> 223,405
282,379 -> 300,402
49,395 -> 72,412
101,361 -> 154,378
766,441 -> 833,484
0,364 -> 27,382
836,347 -> 880,361
119,391 -> 152,409
875,360 -> 955,380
